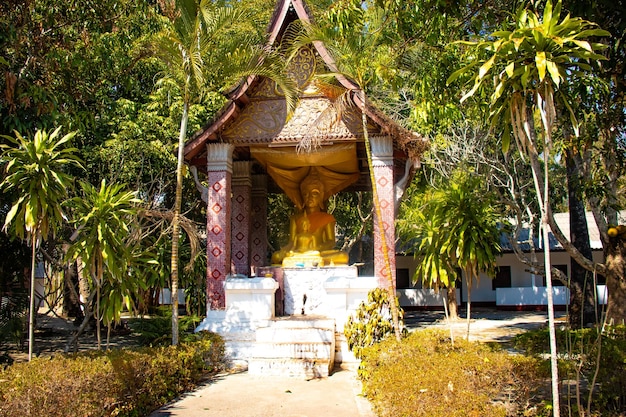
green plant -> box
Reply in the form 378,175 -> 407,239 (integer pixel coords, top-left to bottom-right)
513,326 -> 626,415
1,127 -> 82,361
344,288 -> 406,359
0,288 -> 28,355
128,306 -> 203,347
0,332 -> 224,417
359,329 -> 549,417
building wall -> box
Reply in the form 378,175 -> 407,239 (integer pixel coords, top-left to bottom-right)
396,250 -> 605,308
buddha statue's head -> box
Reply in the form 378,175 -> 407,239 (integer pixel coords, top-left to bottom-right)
300,170 -> 325,211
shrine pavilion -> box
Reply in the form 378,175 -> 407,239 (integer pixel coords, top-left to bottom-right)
184,0 -> 428,313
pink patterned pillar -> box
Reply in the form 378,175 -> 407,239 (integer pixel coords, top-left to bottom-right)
250,174 -> 268,272
205,143 -> 234,310
371,136 -> 396,289
231,161 -> 251,276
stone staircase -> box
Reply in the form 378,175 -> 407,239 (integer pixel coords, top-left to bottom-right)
248,316 -> 336,379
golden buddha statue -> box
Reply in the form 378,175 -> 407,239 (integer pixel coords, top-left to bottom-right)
271,172 -> 349,267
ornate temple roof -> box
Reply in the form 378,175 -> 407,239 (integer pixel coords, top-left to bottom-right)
184,0 -> 428,193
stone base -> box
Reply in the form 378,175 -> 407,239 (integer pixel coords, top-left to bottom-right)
195,272 -> 380,374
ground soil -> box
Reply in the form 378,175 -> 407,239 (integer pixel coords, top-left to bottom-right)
3,309 -> 143,363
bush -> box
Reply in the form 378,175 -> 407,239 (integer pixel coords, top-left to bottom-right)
0,331 -> 225,417
127,306 -> 203,346
344,288 -> 406,359
513,325 -> 626,415
359,329 -> 549,417
0,289 -> 29,359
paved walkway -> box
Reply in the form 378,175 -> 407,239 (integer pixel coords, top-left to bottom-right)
149,367 -> 375,417
149,309 -> 562,417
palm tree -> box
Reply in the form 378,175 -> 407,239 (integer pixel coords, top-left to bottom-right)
436,172 -> 501,339
0,127 -> 81,361
66,179 -> 138,350
399,171 -> 502,339
152,0 -> 298,345
448,1 -> 609,414
285,5 -> 406,341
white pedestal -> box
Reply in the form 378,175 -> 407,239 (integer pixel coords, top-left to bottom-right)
195,277 -> 279,361
283,266 -> 358,315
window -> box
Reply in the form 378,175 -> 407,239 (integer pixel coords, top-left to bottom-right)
492,266 -> 512,290
396,268 -> 411,289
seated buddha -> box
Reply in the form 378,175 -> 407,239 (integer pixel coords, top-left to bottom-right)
271,172 -> 349,267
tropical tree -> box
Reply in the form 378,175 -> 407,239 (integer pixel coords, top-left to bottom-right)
448,0 -> 609,413
399,170 -> 502,339
152,0 -> 298,345
0,127 -> 81,360
65,179 -> 139,350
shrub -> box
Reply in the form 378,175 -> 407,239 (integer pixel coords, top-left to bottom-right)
359,329 -> 549,417
0,331 -> 225,417
344,288 -> 406,359
513,325 -> 626,415
128,307 -> 203,346
0,289 -> 28,359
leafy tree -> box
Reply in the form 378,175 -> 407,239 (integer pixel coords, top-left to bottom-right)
65,179 -> 139,349
0,0 -> 164,135
152,0 -> 298,345
559,0 -> 626,327
0,127 -> 81,360
448,0 -> 610,413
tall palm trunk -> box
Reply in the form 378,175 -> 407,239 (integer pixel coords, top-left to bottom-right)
527,128 -> 560,417
465,266 -> 474,340
28,232 -> 38,361
170,98 -> 189,346
358,90 -> 401,341
96,254 -> 103,350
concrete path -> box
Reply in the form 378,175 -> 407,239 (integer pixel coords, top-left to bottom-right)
149,309 -> 563,417
149,367 -> 376,417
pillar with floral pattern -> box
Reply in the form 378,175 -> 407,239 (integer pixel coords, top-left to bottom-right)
250,174 -> 268,272
206,143 -> 234,310
231,161 -> 251,276
370,135 -> 396,288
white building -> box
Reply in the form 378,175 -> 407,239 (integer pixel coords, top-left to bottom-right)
396,212 -> 612,310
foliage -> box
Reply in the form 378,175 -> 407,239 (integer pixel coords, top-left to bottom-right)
0,128 -> 81,241
448,1 -> 613,408
399,170 -> 503,290
0,0 -> 165,134
344,288 -> 406,359
359,329 -> 549,417
0,332 -> 225,417
128,306 -> 204,347
449,0 -> 609,150
513,326 -> 626,415
0,232 -> 29,358
66,180 -> 141,330
1,127 -> 82,359
328,191 -> 373,258
0,287 -> 28,357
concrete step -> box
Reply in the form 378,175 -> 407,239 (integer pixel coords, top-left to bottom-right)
249,316 -> 336,378
254,341 -> 333,359
256,327 -> 334,343
248,357 -> 333,378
